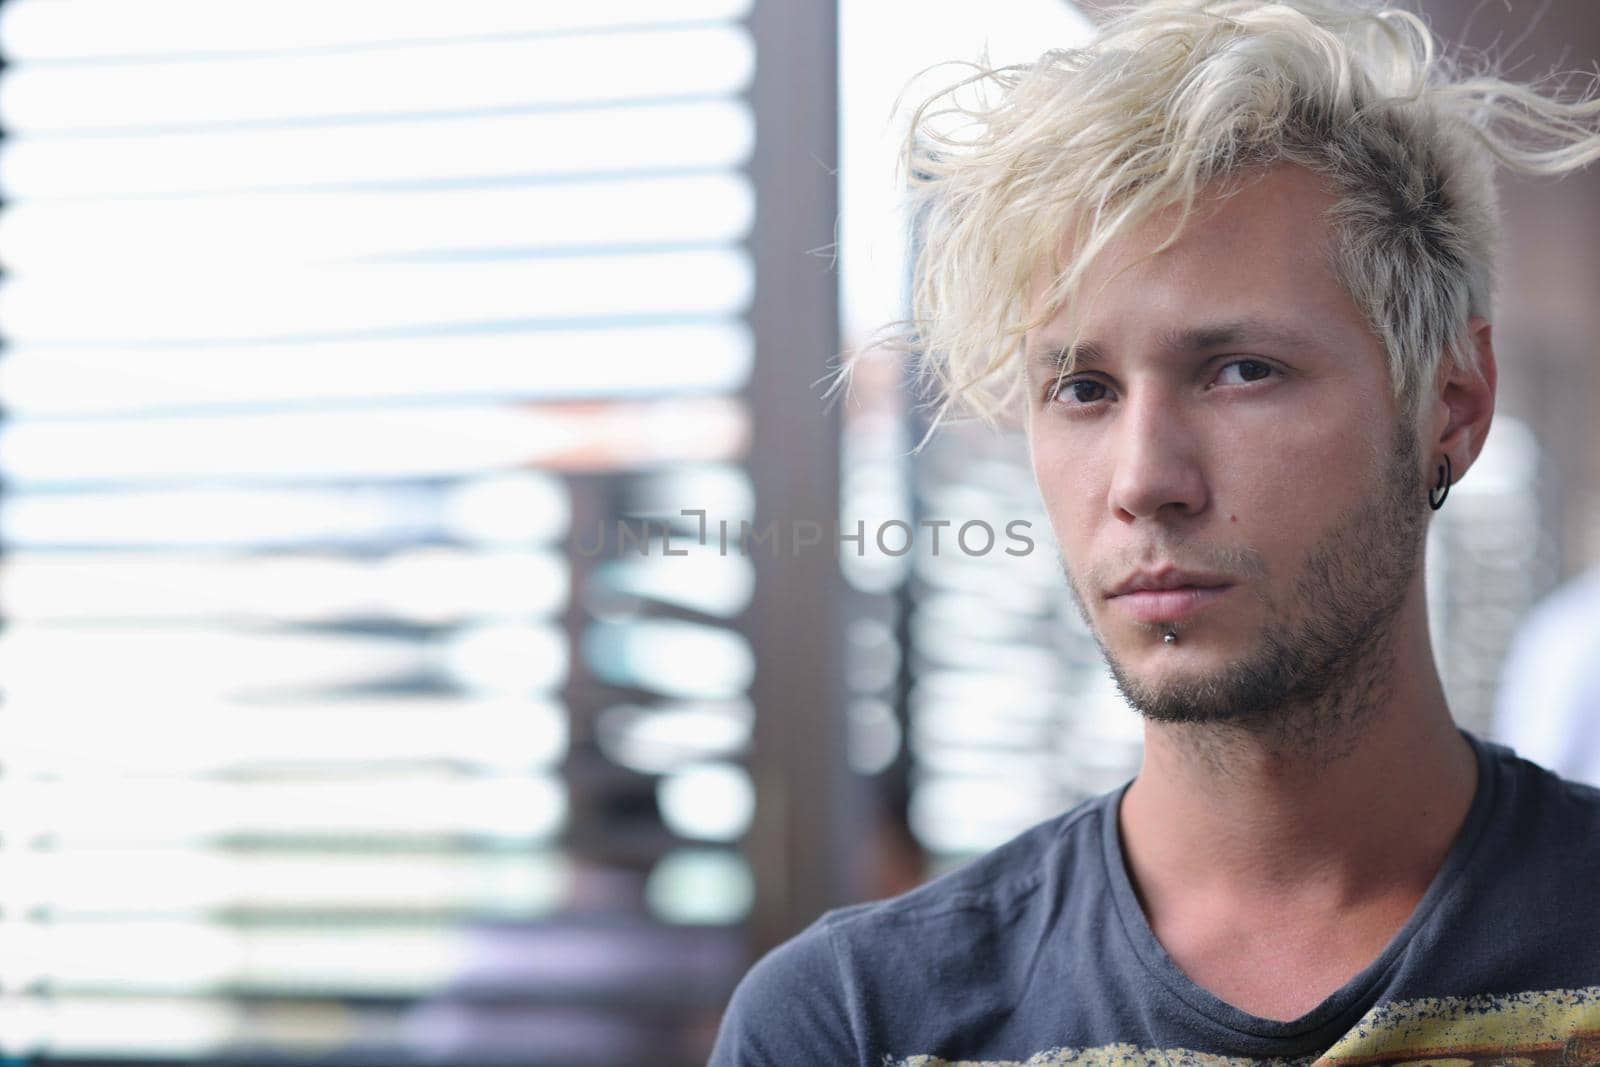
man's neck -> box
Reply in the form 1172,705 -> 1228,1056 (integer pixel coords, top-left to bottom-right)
1114,615 -> 1480,1019
1118,614 -> 1479,911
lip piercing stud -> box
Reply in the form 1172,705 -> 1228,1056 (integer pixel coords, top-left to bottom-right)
1162,626 -> 1178,645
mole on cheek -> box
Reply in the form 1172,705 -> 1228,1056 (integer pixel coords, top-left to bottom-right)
1229,514 -> 1238,523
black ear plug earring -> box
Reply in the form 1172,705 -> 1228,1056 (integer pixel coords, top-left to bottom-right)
1429,454 -> 1451,511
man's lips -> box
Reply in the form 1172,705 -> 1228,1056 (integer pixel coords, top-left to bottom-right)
1104,569 -> 1236,624
1107,584 -> 1234,623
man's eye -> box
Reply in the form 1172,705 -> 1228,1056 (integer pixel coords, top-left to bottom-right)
1216,359 -> 1274,385
1050,379 -> 1109,404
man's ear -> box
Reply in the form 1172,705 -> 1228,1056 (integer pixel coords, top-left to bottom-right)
1428,316 -> 1497,486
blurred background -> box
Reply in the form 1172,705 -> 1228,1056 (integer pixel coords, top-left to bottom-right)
0,1 -> 1593,1064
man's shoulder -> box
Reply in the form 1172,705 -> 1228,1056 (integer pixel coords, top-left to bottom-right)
1455,736 -> 1600,985
1485,733 -> 1600,826
708,791 -> 1117,1065
1479,733 -> 1600,877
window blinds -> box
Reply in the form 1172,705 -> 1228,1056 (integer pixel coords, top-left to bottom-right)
0,2 -> 759,1062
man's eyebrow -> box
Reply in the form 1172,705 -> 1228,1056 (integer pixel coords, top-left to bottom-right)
1161,319 -> 1325,353
1028,319 -> 1324,375
1028,340 -> 1104,376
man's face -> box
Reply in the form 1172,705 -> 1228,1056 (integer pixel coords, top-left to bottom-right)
1025,165 -> 1430,729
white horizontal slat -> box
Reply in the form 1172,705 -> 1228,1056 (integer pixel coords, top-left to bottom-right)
0,27 -> 755,132
0,624 -> 568,697
0,174 -> 754,273
0,696 -> 570,774
0,549 -> 569,623
0,0 -> 755,60
0,922 -> 485,997
598,701 -> 754,775
0,776 -> 568,843
0,100 -> 754,197
0,476 -> 571,550
0,397 -> 749,485
593,551 -> 756,619
0,323 -> 753,415
584,618 -> 755,700
0,850 -> 571,916
0,249 -> 752,343
0,995 -> 241,1059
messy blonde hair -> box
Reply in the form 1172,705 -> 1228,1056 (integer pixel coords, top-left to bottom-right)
844,0 -> 1600,442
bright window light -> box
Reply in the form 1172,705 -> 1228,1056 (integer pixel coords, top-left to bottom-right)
589,550 -> 756,618
645,849 -> 754,925
595,701 -> 754,776
0,479 -> 568,549
443,623 -> 570,695
0,0 -> 755,59
0,995 -> 237,1058
0,625 -> 523,697
0,399 -> 746,484
0,776 -> 569,844
0,697 -> 570,775
0,549 -> 569,623
1,28 -> 754,133
0,250 -> 753,343
0,851 -> 572,917
656,761 -> 756,842
0,101 -> 755,197
0,324 -> 754,415
0,174 -> 755,274
583,619 -> 755,699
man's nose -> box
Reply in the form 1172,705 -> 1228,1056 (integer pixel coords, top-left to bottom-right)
1106,392 -> 1209,522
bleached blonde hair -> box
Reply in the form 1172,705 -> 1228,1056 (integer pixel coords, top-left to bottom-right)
847,0 -> 1600,442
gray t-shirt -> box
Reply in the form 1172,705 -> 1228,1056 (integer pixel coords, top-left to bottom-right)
709,731 -> 1600,1065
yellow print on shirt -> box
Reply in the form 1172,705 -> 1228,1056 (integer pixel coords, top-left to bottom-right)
894,985 -> 1600,1067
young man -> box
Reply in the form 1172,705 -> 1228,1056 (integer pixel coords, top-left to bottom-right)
712,2 -> 1600,1063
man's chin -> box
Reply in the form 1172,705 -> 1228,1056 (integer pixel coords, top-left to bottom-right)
1107,662 -> 1260,724
1101,636 -> 1288,726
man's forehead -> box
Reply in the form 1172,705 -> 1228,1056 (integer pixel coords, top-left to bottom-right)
1024,165 -> 1341,314
1024,169 -> 1353,375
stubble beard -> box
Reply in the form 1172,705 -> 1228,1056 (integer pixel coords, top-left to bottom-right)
1070,423 -> 1429,767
